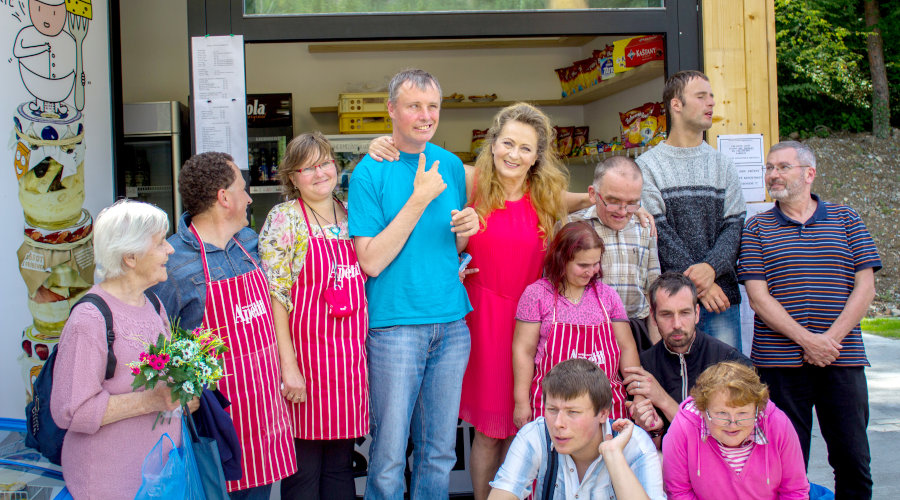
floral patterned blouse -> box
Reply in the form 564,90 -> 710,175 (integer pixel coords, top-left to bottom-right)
258,199 -> 350,312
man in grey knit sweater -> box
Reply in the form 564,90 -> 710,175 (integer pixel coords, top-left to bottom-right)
635,70 -> 746,350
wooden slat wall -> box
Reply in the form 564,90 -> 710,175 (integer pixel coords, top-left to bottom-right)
702,0 -> 779,151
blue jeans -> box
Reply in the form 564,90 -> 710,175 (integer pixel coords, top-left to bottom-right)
228,483 -> 272,500
698,304 -> 742,352
363,319 -> 470,500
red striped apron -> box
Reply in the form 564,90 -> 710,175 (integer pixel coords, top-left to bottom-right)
530,284 -> 627,419
190,224 -> 297,492
288,201 -> 368,439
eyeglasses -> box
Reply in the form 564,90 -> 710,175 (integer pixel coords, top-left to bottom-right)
705,409 -> 758,427
599,195 -> 641,213
296,159 -> 336,177
763,164 -> 810,175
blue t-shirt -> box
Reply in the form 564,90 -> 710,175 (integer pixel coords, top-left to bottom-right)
348,142 -> 472,327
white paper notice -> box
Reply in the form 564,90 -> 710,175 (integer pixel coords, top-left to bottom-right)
717,134 -> 766,202
191,35 -> 249,170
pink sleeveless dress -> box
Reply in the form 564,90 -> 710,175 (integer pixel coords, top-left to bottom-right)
459,195 -> 546,439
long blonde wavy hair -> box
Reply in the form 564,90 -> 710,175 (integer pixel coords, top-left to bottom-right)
471,102 -> 568,241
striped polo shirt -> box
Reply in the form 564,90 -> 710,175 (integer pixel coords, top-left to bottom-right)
737,194 -> 881,367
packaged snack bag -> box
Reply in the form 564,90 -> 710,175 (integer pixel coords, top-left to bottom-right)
555,65 -> 583,98
619,106 -> 644,148
575,58 -> 600,88
556,127 -> 574,157
639,102 -> 659,145
571,127 -> 590,157
471,129 -> 488,154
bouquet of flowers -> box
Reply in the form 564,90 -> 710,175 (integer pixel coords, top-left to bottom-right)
129,321 -> 228,414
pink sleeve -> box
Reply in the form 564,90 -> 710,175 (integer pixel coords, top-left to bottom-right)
50,307 -> 112,435
661,412 -> 701,500
516,281 -> 547,323
773,409 -> 811,499
598,283 -> 628,320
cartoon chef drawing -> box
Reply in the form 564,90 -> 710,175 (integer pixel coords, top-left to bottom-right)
13,0 -> 76,117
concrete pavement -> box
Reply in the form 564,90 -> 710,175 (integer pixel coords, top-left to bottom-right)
807,333 -> 900,499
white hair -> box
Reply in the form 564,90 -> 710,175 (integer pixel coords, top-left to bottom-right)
769,140 -> 817,168
94,199 -> 169,281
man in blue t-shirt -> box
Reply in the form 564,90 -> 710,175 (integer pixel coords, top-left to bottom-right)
348,68 -> 478,499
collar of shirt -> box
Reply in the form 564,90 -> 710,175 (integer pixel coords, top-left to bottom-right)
772,193 -> 827,227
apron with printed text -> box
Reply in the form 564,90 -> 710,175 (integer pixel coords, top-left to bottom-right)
288,200 -> 368,439
530,284 -> 628,419
191,224 -> 297,492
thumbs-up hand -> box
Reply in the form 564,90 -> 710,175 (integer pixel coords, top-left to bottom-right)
451,207 -> 479,237
412,153 -> 446,204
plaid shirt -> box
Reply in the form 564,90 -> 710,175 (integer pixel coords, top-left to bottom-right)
569,206 -> 660,319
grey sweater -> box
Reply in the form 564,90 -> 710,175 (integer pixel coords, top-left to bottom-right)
636,141 -> 746,304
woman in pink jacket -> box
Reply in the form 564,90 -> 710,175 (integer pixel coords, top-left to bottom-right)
662,361 -> 809,499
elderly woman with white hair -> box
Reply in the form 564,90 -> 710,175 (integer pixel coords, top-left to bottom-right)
50,199 -> 197,500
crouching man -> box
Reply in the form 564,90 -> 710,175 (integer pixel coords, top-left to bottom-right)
489,359 -> 664,500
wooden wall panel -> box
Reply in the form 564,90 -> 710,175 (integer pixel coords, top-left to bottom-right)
702,0 -> 778,152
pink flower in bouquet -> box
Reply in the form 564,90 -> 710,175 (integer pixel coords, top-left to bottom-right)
139,352 -> 148,362
147,354 -> 166,371
131,366 -> 140,375
192,327 -> 204,337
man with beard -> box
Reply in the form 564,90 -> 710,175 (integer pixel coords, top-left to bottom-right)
738,141 -> 880,499
622,272 -> 748,446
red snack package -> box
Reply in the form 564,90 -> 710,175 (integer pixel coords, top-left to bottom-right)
571,126 -> 590,157
556,127 -> 575,157
575,58 -> 600,88
555,65 -> 582,98
619,107 -> 644,149
471,129 -> 488,154
623,35 -> 664,68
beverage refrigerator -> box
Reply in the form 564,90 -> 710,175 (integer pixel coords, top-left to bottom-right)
324,133 -> 382,202
119,101 -> 190,233
246,93 -> 292,232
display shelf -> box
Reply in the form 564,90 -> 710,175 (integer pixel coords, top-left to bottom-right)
560,145 -> 654,167
309,61 -> 664,114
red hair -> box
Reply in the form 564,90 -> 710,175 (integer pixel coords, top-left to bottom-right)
543,221 -> 604,294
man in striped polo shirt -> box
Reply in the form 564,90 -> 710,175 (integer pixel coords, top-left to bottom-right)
738,141 -> 881,499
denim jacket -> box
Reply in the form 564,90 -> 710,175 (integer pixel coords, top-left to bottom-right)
150,212 -> 261,331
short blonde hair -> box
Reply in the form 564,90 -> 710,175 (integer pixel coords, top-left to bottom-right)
690,361 -> 769,412
94,199 -> 169,281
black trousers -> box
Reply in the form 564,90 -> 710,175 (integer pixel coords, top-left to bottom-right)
280,438 -> 356,500
758,365 -> 872,500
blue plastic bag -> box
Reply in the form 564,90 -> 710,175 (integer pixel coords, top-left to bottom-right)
809,483 -> 835,500
134,433 -> 187,499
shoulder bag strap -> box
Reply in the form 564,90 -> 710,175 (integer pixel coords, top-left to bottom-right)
541,422 -> 558,500
72,293 -> 116,380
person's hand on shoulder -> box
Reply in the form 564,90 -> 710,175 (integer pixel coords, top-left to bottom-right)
368,136 -> 400,162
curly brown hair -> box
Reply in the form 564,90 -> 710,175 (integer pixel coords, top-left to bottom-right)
277,132 -> 335,201
178,152 -> 236,216
690,361 -> 769,412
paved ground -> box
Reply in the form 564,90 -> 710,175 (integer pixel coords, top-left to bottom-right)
807,333 -> 900,499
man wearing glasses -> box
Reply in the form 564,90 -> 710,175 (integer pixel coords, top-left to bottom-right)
738,141 -> 880,499
569,155 -> 661,351
636,70 -> 746,351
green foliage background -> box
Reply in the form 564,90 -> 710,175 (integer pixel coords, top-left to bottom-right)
776,0 -> 898,135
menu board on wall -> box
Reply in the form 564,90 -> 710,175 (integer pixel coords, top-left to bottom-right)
191,35 -> 249,170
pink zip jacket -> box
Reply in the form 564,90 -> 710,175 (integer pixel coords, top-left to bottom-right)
662,398 -> 809,499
